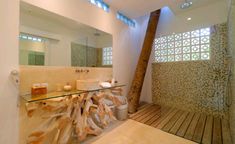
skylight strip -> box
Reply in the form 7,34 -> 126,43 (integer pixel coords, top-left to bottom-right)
88,0 -> 110,12
19,33 -> 44,42
117,12 -> 135,27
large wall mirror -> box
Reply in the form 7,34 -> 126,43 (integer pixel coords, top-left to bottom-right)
19,2 -> 113,67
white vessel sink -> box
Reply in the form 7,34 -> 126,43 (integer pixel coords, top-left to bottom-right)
76,79 -> 100,90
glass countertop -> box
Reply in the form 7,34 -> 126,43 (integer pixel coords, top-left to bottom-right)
21,84 -> 125,103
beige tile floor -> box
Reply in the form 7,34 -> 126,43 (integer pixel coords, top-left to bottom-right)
81,120 -> 126,144
90,120 -> 197,144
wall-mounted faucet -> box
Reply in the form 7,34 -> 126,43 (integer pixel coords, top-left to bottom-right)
75,69 -> 90,73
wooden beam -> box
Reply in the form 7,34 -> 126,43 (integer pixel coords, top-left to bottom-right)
127,9 -> 161,113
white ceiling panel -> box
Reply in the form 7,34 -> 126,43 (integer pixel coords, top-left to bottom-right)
104,0 -> 224,18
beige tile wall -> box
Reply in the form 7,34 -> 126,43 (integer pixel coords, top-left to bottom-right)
19,65 -> 113,94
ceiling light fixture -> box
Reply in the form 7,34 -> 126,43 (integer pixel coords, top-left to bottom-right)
180,0 -> 193,9
187,17 -> 192,21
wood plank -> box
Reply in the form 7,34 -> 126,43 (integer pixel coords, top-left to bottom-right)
221,119 -> 232,144
139,106 -> 161,124
192,114 -> 207,143
162,110 -> 184,132
212,117 -> 222,144
137,103 -> 150,110
134,105 -> 160,122
202,115 -> 213,144
184,113 -> 201,140
177,112 -> 195,137
145,106 -> 170,125
169,111 -> 189,135
129,104 -> 154,119
133,105 -> 158,121
128,10 -> 161,113
130,103 -> 153,118
151,107 -> 175,127
155,109 -> 178,129
130,105 -> 231,144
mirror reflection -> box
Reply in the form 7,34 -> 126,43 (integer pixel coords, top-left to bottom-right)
19,3 -> 112,67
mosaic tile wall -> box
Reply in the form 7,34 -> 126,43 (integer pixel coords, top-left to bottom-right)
228,0 -> 235,142
152,23 -> 229,116
71,43 -> 103,67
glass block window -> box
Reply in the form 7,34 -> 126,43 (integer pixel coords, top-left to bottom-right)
117,12 -> 135,27
88,0 -> 110,12
154,27 -> 211,62
19,33 -> 44,42
103,47 -> 112,65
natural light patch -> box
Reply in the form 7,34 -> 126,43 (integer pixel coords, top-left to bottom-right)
19,33 -> 44,42
117,12 -> 135,27
103,47 -> 112,65
154,28 -> 210,62
88,0 -> 109,12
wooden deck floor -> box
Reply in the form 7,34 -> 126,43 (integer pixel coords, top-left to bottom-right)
129,104 -> 232,144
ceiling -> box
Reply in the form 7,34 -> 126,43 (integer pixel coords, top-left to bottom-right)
104,0 -> 224,18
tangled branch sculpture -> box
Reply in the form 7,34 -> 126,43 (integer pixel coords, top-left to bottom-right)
25,88 -> 126,144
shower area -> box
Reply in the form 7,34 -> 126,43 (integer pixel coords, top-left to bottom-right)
152,22 -> 231,117
127,1 -> 235,143
228,0 -> 235,142
130,21 -> 235,143
140,0 -> 235,142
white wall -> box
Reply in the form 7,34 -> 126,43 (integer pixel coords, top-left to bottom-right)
19,40 -> 46,65
20,26 -> 72,66
0,0 -> 19,144
46,38 -> 71,66
139,0 -> 229,103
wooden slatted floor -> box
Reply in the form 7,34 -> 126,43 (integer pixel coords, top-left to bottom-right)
129,104 -> 232,144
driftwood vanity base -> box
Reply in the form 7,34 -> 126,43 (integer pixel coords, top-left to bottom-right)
23,87 -> 125,144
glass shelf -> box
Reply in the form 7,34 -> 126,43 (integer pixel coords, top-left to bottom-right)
21,84 -> 126,103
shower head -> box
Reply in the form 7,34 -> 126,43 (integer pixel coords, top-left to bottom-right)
180,0 -> 193,9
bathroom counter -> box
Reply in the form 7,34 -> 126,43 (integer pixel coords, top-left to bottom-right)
20,84 -> 126,103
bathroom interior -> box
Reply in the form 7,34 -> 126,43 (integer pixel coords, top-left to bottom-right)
0,0 -> 235,144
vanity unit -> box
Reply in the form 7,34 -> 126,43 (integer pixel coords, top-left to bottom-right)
18,2 -> 123,143
21,84 -> 126,143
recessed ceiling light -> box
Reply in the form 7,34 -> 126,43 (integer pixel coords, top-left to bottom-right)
180,0 -> 193,9
187,17 -> 192,21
